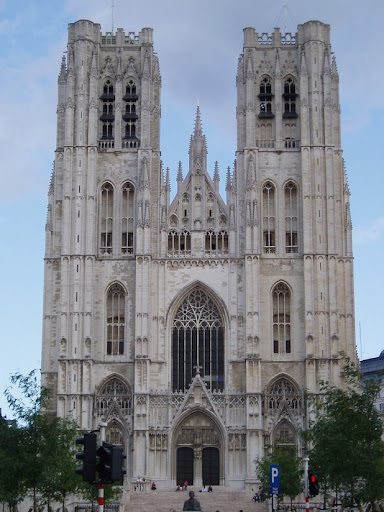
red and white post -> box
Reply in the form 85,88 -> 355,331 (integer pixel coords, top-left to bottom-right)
304,457 -> 309,512
98,480 -> 104,512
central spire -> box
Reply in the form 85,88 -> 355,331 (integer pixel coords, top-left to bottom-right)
189,102 -> 207,172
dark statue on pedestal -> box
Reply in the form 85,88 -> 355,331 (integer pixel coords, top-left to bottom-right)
183,490 -> 201,511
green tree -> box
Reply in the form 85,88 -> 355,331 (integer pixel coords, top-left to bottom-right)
0,418 -> 28,511
256,446 -> 304,507
305,354 -> 384,509
39,417 -> 80,512
4,370 -> 81,511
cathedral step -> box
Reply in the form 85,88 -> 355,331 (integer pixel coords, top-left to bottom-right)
127,487 -> 268,512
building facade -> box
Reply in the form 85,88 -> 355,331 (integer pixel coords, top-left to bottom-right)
41,19 -> 357,490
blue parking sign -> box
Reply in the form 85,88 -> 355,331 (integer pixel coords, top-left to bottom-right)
270,464 -> 280,495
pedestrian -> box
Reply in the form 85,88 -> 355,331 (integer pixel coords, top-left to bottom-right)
184,480 -> 188,490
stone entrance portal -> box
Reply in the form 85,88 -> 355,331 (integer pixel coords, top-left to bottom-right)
174,412 -> 222,488
177,447 -> 194,486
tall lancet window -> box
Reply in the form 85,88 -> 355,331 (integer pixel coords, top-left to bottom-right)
100,182 -> 114,255
100,80 -> 115,139
121,182 -> 135,255
272,282 -> 291,354
172,288 -> 224,392
123,78 -> 139,147
258,76 -> 274,118
285,181 -> 298,253
282,77 -> 298,118
262,181 -> 276,253
106,284 -> 125,355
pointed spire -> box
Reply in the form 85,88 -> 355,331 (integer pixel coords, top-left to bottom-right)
177,161 -> 183,193
58,54 -> 66,82
213,161 -> 220,192
331,55 -> 339,82
232,160 -> 237,194
67,46 -> 74,74
194,101 -> 203,138
177,161 -> 183,182
214,161 -> 220,182
153,54 -> 161,82
189,102 -> 208,172
166,166 -> 171,191
323,48 -> 330,76
226,166 -> 232,192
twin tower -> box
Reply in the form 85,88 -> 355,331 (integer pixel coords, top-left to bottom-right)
41,19 -> 356,489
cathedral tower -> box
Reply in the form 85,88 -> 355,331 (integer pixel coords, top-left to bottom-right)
41,19 -> 356,490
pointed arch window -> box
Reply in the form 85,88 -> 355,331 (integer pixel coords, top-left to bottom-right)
123,79 -> 139,147
100,183 -> 114,255
121,182 -> 135,255
283,77 -> 298,118
172,288 -> 224,392
272,283 -> 291,354
285,181 -> 298,253
106,284 -> 125,355
96,378 -> 132,417
100,80 -> 115,140
258,77 -> 274,118
262,181 -> 276,253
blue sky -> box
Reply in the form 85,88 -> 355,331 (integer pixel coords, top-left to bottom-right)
0,0 -> 383,417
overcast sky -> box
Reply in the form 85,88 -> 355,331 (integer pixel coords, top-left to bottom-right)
0,0 -> 383,417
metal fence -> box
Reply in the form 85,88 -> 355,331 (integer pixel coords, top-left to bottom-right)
75,504 -> 119,512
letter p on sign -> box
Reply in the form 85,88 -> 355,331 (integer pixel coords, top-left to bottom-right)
270,464 -> 280,495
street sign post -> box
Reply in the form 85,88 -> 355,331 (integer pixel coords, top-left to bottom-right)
270,464 -> 280,512
270,464 -> 280,495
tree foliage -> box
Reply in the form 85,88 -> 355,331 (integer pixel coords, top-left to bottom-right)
256,446 -> 304,506
304,354 -> 384,509
1,371 -> 81,511
0,418 -> 28,511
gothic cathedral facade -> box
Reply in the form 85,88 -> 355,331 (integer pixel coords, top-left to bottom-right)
41,19 -> 357,490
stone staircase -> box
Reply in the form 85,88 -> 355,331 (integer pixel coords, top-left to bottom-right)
124,487 -> 268,512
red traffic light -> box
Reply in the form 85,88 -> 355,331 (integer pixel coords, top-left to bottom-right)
308,471 -> 319,496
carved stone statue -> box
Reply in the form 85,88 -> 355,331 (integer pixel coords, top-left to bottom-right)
183,490 -> 201,511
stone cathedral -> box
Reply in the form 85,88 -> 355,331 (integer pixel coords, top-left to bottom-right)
41,18 -> 357,490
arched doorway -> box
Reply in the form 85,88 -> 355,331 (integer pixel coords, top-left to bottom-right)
202,447 -> 219,485
177,447 -> 194,486
174,412 -> 223,488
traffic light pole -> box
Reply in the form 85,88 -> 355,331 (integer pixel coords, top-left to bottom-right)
98,480 -> 104,512
98,424 -> 106,512
304,457 -> 309,512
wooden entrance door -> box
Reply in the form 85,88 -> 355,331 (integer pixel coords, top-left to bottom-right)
176,447 -> 194,486
202,446 -> 219,485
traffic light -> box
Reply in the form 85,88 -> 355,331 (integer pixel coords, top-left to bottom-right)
111,446 -> 127,483
308,470 -> 319,496
75,432 -> 97,483
97,443 -> 127,483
